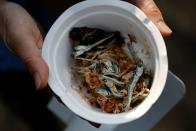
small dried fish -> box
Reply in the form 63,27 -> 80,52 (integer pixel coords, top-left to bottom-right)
101,75 -> 125,86
119,89 -> 127,95
119,69 -> 130,77
102,60 -> 119,76
104,61 -> 113,70
97,38 -> 116,49
132,88 -> 150,101
131,90 -> 149,104
103,60 -> 115,73
113,62 -> 120,74
74,34 -> 114,57
75,57 -> 96,62
97,46 -> 108,49
124,66 -> 144,111
102,72 -> 121,78
72,64 -> 97,74
74,45 -> 88,51
105,80 -> 126,98
88,63 -> 97,69
72,62 -> 99,72
95,87 -> 112,97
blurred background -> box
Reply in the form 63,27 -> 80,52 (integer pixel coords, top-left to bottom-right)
0,0 -> 195,131
152,0 -> 196,130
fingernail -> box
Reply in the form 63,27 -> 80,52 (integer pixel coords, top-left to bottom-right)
157,21 -> 172,34
33,72 -> 41,90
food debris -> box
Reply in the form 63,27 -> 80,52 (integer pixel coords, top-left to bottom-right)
69,27 -> 152,113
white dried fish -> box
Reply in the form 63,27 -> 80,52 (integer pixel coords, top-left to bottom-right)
72,62 -> 98,71
74,45 -> 88,51
102,72 -> 121,78
124,66 -> 143,111
103,60 -> 115,73
132,88 -> 150,100
95,87 -> 112,97
75,57 -> 96,62
105,80 -> 126,98
74,34 -> 114,57
97,38 -> 116,49
102,60 -> 120,77
101,75 -> 124,86
113,62 -> 119,74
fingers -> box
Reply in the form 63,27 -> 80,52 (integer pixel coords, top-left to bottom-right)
131,0 -> 172,37
5,22 -> 49,90
25,55 -> 49,90
1,2 -> 49,90
23,49 -> 49,90
8,32 -> 48,90
21,36 -> 48,90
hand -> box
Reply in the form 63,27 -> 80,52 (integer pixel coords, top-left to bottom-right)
0,2 -> 48,90
130,0 -> 172,36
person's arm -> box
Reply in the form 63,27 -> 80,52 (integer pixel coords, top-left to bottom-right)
0,1 -> 48,89
129,0 -> 172,36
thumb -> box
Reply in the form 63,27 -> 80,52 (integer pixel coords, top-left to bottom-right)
6,34 -> 49,90
1,1 -> 48,89
133,0 -> 172,37
22,38 -> 49,90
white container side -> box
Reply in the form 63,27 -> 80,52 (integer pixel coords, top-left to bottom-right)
42,0 -> 168,124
